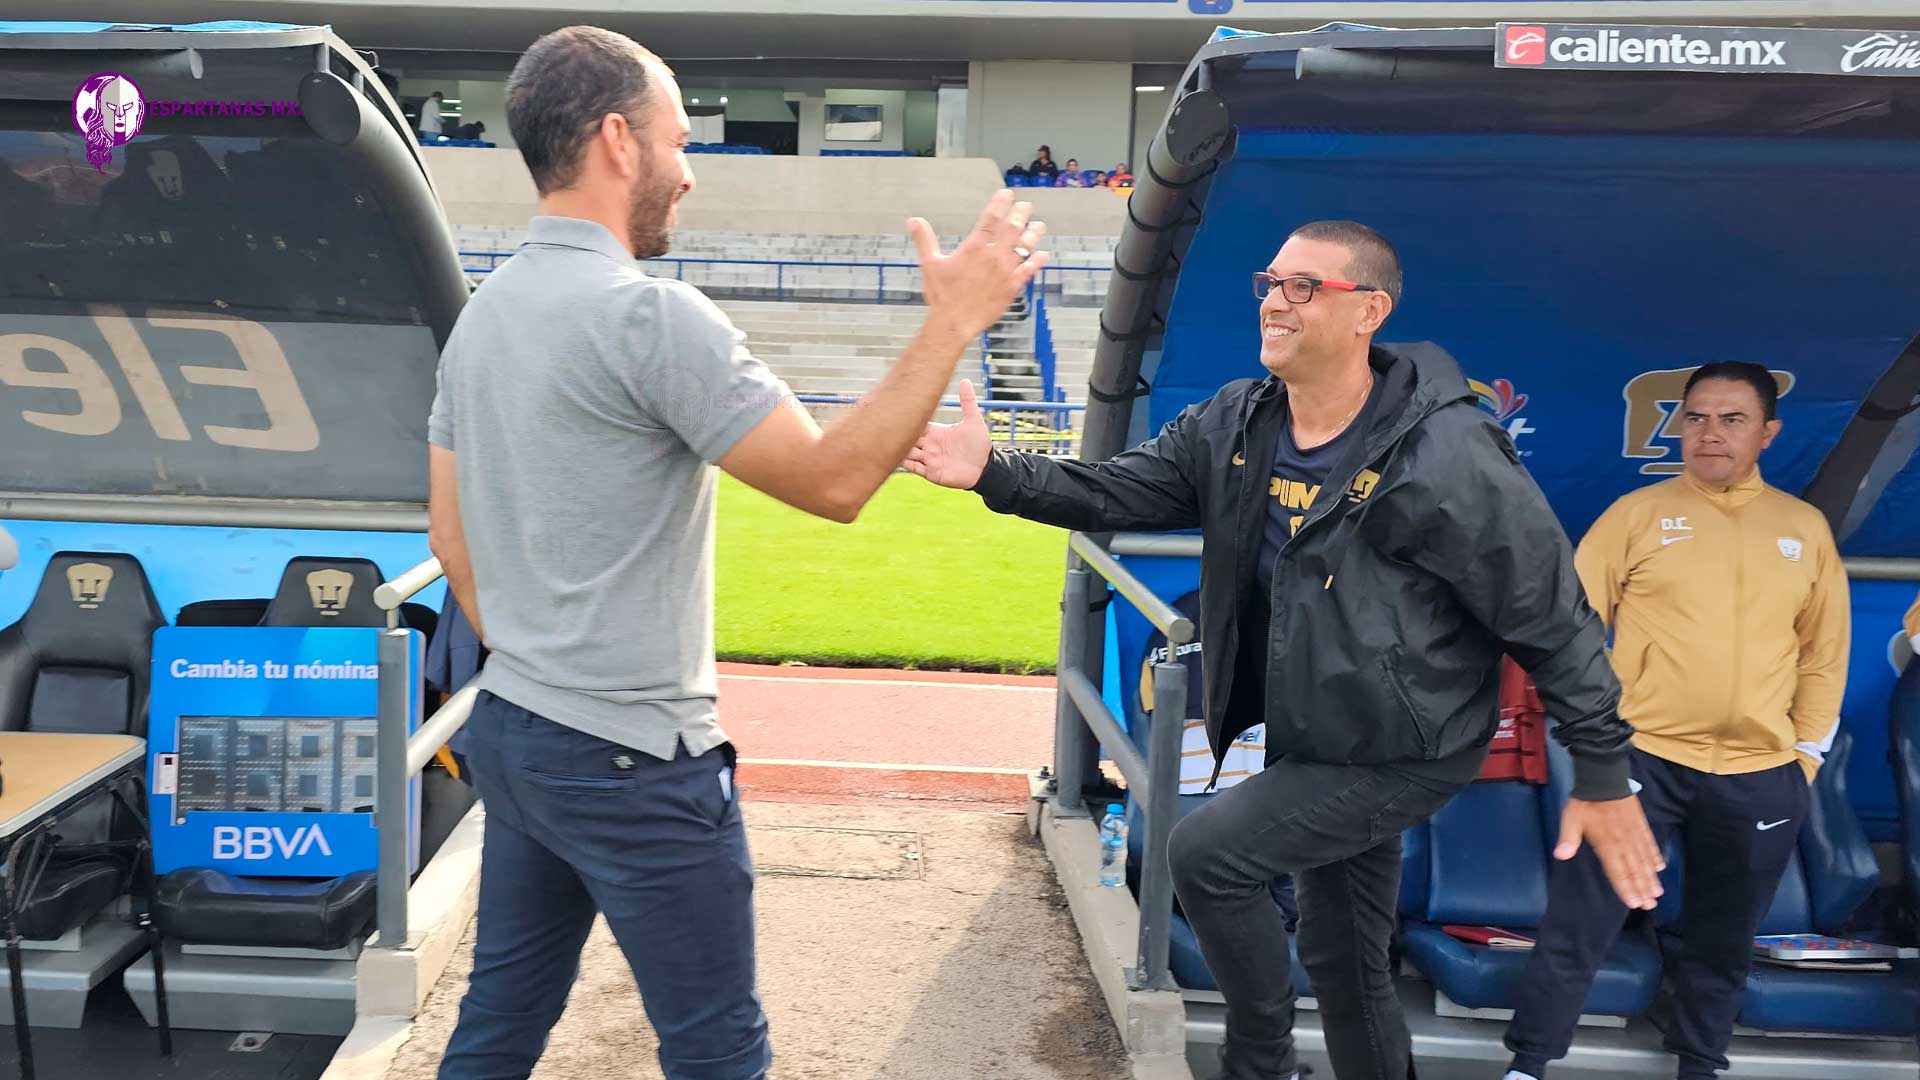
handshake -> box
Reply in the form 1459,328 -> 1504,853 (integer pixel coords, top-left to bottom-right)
891,188 -> 1048,493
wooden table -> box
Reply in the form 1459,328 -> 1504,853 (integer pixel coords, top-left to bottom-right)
0,732 -> 148,1080
0,733 -> 145,840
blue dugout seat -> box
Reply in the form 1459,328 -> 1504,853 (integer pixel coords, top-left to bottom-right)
1399,737 -> 1663,1016
1664,731 -> 1919,1036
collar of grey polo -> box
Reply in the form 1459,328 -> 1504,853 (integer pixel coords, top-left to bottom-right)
524,215 -> 638,264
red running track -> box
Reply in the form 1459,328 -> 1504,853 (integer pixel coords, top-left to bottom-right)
715,662 -> 1057,806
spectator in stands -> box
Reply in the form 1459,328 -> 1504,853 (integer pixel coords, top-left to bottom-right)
452,120 -> 487,141
1504,362 -> 1850,1080
1027,144 -> 1059,185
426,24 -> 1047,1080
905,221 -> 1659,1080
1108,162 -> 1133,188
419,90 -> 445,138
1058,158 -> 1084,186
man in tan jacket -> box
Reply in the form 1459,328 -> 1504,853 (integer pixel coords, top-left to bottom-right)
1503,361 -> 1850,1080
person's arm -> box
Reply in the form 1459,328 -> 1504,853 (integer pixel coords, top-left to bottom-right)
1905,590 -> 1920,658
1374,414 -> 1634,799
1572,501 -> 1635,637
1790,521 -> 1851,782
717,191 -> 1046,523
902,379 -> 1207,533
1365,411 -> 1663,909
427,445 -> 484,645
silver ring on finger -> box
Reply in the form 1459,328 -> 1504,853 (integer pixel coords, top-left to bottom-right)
1013,246 -> 1033,260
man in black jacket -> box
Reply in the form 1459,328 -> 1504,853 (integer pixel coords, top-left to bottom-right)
905,221 -> 1663,1080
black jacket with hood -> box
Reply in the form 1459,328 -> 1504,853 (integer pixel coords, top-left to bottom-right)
973,342 -> 1634,801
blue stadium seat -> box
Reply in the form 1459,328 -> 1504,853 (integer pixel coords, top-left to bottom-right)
1891,659 -> 1920,928
1399,738 -> 1663,1016
1661,733 -> 1918,1036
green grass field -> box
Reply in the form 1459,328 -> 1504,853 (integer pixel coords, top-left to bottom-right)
714,473 -> 1067,673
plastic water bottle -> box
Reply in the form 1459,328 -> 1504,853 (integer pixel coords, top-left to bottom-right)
1098,803 -> 1127,887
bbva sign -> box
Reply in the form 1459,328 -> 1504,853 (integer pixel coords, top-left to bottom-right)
212,824 -> 335,861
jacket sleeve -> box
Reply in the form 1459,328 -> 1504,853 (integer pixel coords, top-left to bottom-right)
1376,412 -> 1634,802
971,401 -> 1206,533
1790,519 -> 1851,781
1572,500 -> 1636,635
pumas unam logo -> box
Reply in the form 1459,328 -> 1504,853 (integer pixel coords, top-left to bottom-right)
66,562 -> 115,609
1621,366 -> 1796,475
306,569 -> 355,617
1469,377 -> 1535,454
74,72 -> 146,173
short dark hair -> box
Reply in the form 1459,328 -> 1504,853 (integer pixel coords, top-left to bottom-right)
507,26 -> 662,195
1287,220 -> 1403,310
430,91 -> 443,99
1684,361 -> 1779,421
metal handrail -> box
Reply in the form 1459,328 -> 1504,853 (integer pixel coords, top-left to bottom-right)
1052,533 -> 1187,990
1069,533 -> 1192,644
458,250 -> 1111,297
407,686 -> 477,775
370,551 -> 470,950
374,556 -> 444,610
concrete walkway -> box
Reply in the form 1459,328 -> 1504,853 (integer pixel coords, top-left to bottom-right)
382,665 -> 1128,1080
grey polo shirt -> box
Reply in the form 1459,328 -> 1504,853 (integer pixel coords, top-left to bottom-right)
427,216 -> 791,760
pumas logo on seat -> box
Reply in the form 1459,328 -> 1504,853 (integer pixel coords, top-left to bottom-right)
306,569 -> 355,616
66,562 -> 114,609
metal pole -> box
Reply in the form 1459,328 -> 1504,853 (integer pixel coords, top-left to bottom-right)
878,264 -> 886,303
1053,568 -> 1094,816
777,262 -> 784,303
1136,658 -> 1185,990
375,629 -> 411,947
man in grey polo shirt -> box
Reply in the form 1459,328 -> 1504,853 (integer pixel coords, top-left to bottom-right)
426,25 -> 1045,1080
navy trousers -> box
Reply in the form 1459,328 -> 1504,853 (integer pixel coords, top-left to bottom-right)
437,692 -> 770,1080
1506,749 -> 1808,1079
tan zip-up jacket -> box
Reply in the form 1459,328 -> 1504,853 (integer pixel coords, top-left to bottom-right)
1575,470 -> 1848,781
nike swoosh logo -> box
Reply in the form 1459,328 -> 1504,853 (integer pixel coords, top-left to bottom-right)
1232,452 -> 1246,466
1661,535 -> 1694,547
1756,819 -> 1792,831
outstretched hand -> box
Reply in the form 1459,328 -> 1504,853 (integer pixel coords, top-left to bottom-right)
902,379 -> 992,490
1556,795 -> 1666,910
906,190 -> 1050,340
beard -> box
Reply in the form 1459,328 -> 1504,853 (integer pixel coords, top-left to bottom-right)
627,168 -> 680,260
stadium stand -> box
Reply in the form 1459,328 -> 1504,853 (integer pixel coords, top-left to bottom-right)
453,226 -> 1112,417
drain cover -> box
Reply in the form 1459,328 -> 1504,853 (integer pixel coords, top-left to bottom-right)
230,1032 -> 273,1053
749,826 -> 924,880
